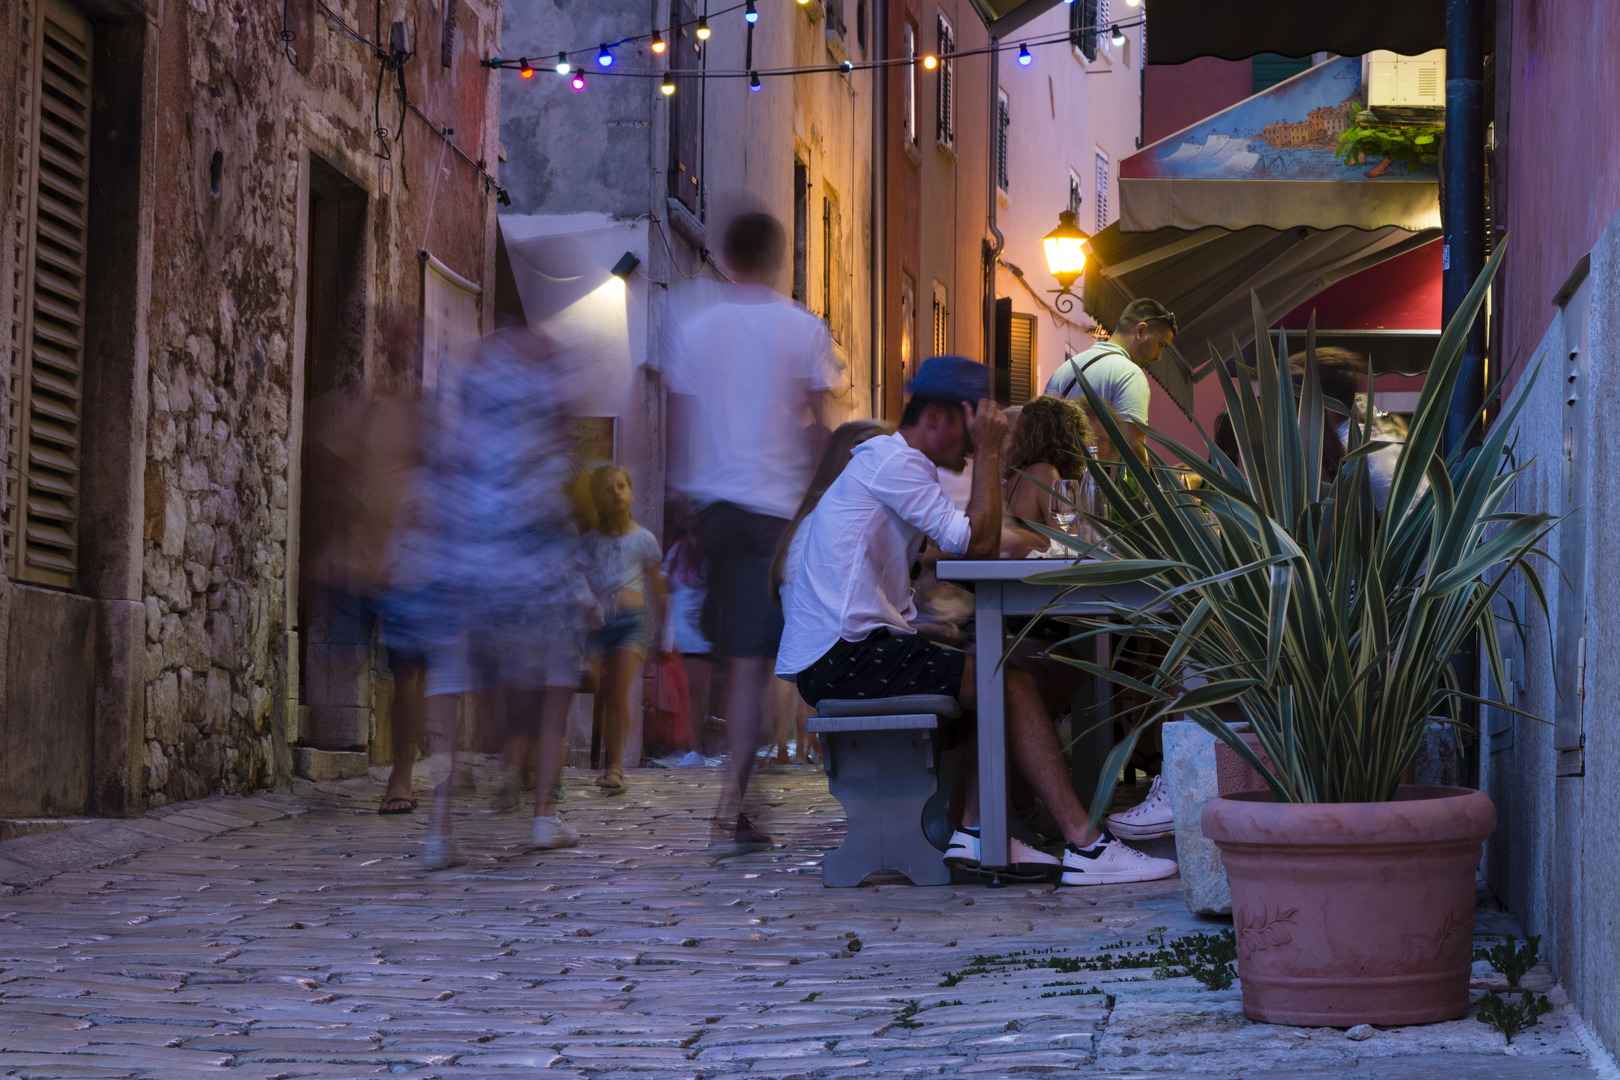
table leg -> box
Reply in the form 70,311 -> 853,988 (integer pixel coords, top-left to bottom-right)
974,581 -> 1009,870
1067,628 -> 1115,817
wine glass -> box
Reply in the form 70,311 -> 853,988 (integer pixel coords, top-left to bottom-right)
1049,479 -> 1081,534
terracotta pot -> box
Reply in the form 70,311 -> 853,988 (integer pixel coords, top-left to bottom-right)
1201,785 -> 1496,1027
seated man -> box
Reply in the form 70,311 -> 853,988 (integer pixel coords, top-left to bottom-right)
777,355 -> 1177,886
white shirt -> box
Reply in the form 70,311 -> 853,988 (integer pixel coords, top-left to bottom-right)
1045,341 -> 1151,425
665,285 -> 836,519
777,432 -> 972,676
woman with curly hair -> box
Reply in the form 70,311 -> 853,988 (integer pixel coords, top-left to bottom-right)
1001,395 -> 1093,555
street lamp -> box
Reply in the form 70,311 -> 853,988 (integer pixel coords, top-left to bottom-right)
1042,209 -> 1088,313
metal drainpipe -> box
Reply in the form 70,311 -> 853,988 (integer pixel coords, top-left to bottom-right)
984,38 -> 1004,371
1440,0 -> 1485,787
871,1 -> 888,419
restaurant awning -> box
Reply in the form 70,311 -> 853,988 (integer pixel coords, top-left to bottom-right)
1144,0 -> 1444,65
1079,57 -> 1441,416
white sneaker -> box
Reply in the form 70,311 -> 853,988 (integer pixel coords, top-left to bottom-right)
945,828 -> 1061,884
531,815 -> 580,850
423,835 -> 467,870
1062,831 -> 1178,886
1105,774 -> 1175,840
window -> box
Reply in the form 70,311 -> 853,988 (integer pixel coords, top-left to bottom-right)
1069,169 -> 1083,216
935,14 -> 955,149
6,0 -> 93,587
856,0 -> 867,52
1070,0 -> 1098,61
931,281 -> 949,357
792,159 -> 809,305
666,0 -> 702,214
902,20 -> 918,149
996,90 -> 1010,193
1093,150 -> 1110,233
1097,0 -> 1111,54
822,184 -> 846,343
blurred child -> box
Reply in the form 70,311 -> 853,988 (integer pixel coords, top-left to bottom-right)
582,466 -> 670,794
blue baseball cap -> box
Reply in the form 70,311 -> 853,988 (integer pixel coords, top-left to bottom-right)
905,355 -> 991,404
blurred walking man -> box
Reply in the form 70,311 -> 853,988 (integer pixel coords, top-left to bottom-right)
665,212 -> 834,847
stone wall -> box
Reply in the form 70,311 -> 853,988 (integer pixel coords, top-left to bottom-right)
0,0 -> 502,814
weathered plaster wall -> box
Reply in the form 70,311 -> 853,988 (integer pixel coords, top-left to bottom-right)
1486,201 -> 1620,1058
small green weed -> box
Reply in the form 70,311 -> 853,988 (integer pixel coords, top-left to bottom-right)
1476,989 -> 1553,1044
800,991 -> 820,1002
1474,934 -> 1541,989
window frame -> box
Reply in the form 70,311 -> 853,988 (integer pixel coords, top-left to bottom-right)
902,18 -> 918,151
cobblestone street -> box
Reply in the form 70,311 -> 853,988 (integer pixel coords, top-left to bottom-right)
0,765 -> 1609,1079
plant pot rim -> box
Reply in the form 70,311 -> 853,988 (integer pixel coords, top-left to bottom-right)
1202,784 -> 1496,847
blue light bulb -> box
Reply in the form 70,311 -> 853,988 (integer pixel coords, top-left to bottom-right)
749,70 -> 761,92
1017,44 -> 1032,65
597,45 -> 613,67
745,0 -> 758,22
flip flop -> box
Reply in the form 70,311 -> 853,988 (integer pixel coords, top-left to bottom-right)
378,796 -> 416,815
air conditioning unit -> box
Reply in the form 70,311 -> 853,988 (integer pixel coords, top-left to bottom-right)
1362,50 -> 1445,125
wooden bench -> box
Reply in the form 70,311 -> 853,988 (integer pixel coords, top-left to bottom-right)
806,695 -> 960,887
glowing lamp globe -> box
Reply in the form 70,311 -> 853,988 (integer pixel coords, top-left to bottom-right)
1042,210 -> 1088,290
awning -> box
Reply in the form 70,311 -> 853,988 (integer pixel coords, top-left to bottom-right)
1078,57 -> 1441,416
1145,0 -> 1444,65
1081,225 -> 1440,414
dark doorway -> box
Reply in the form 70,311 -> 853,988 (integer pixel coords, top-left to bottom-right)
298,156 -> 370,751
792,159 -> 809,305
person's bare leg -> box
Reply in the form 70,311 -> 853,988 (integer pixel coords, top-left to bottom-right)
716,656 -> 770,821
384,659 -> 425,803
425,693 -> 463,838
1006,667 -> 1097,847
601,648 -> 641,781
533,684 -> 576,818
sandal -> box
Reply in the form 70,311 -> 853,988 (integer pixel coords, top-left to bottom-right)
378,796 -> 416,815
595,770 -> 626,795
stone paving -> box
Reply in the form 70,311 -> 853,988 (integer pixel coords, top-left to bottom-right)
0,762 -> 1611,1079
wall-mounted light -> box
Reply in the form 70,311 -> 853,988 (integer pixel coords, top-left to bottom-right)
1042,209 -> 1089,313
611,252 -> 641,280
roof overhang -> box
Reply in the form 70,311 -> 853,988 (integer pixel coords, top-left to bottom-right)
964,0 -> 1065,38
1144,0 -> 1444,64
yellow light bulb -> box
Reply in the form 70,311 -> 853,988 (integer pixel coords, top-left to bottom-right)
922,54 -> 937,70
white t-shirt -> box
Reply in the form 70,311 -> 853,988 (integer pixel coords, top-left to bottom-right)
1045,341 -> 1151,425
665,285 -> 836,519
776,432 -> 972,676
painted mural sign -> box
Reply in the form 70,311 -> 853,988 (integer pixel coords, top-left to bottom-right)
1123,57 -> 1440,183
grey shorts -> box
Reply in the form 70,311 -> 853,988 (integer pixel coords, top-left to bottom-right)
698,502 -> 788,659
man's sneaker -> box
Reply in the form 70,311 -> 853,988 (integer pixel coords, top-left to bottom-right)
945,827 -> 1061,884
531,814 -> 580,850
1062,831 -> 1178,886
1105,774 -> 1175,840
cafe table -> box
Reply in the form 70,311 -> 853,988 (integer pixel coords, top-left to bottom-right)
934,557 -> 1157,875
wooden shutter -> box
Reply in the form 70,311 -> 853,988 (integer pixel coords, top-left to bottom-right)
7,0 -> 92,588
935,16 -> 954,148
1008,312 -> 1036,405
666,0 -> 701,214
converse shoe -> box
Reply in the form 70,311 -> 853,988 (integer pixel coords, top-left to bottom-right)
1105,774 -> 1175,840
1062,831 -> 1178,886
531,814 -> 580,850
945,827 -> 1062,884
423,834 -> 467,870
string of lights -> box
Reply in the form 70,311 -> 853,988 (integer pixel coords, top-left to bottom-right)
485,15 -> 1146,90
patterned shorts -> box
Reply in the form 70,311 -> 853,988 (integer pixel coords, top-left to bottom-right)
792,629 -> 967,710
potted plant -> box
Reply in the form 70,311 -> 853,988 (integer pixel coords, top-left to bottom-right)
1033,243 -> 1554,1026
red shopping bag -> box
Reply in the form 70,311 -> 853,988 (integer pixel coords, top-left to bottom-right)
647,654 -> 694,752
